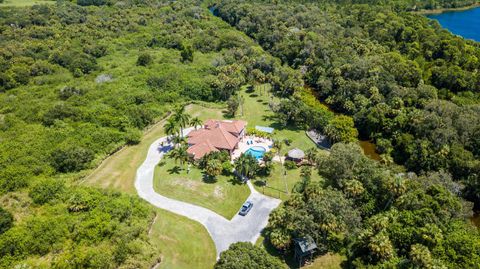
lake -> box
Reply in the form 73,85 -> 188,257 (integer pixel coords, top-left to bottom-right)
427,7 -> 480,42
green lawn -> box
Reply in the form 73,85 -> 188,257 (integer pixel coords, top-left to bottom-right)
153,158 -> 250,219
85,104 -> 222,268
0,0 -> 53,6
254,162 -> 324,201
149,208 -> 216,269
84,103 -> 222,194
85,85 -> 327,267
237,85 -> 319,150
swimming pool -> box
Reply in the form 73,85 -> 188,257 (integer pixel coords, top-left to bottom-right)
245,146 -> 266,160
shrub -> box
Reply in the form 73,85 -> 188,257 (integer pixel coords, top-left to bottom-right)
0,165 -> 31,193
222,161 -> 233,175
136,53 -> 153,66
124,128 -> 142,145
30,60 -> 55,76
215,242 -> 284,269
284,160 -> 297,170
0,207 -> 13,235
246,127 -> 272,139
50,145 -> 94,173
58,86 -> 84,100
0,72 -> 15,91
77,0 -> 108,6
29,178 -> 65,205
180,44 -> 194,62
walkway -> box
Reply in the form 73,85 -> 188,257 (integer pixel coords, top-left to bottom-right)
135,127 -> 281,258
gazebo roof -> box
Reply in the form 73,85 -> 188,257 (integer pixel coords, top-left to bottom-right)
287,148 -> 305,159
294,236 -> 317,254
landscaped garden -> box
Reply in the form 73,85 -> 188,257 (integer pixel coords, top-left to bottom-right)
151,85 -> 330,214
153,157 -> 250,219
235,85 -> 320,150
255,162 -> 324,201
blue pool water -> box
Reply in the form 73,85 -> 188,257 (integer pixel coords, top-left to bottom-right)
427,7 -> 480,42
245,146 -> 266,160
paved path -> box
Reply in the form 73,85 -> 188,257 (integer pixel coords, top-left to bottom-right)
135,128 -> 281,258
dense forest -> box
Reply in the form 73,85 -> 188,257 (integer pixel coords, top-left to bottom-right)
215,0 -> 480,206
212,0 -> 480,268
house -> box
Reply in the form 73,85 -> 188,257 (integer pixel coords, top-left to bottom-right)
187,119 -> 247,160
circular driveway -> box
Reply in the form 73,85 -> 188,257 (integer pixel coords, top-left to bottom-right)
135,128 -> 281,258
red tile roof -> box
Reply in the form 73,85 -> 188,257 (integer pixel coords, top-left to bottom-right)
186,140 -> 218,160
187,119 -> 246,159
204,119 -> 246,135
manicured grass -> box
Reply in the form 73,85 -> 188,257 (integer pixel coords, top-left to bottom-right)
85,104 -> 221,269
153,158 -> 250,219
237,85 -> 319,150
0,0 -> 53,7
254,162 -> 324,201
149,208 -> 216,269
305,253 -> 345,269
83,104 -> 219,193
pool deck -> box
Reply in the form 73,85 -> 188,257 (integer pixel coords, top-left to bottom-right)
232,136 -> 273,160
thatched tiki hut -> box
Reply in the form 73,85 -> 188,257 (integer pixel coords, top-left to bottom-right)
287,148 -> 305,162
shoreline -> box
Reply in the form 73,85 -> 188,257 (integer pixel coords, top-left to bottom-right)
414,2 -> 480,15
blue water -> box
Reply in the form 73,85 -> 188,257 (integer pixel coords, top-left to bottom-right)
427,7 -> 480,42
245,146 -> 266,160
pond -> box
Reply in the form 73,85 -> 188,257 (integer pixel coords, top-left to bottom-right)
427,7 -> 480,42
358,140 -> 382,161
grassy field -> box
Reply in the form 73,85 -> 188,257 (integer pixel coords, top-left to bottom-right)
236,85 -> 318,150
254,162 -> 324,200
84,103 -> 222,268
150,208 -> 216,269
83,103 -> 223,193
0,0 -> 53,7
153,158 -> 250,219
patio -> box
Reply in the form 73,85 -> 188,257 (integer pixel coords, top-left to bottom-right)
231,135 -> 273,160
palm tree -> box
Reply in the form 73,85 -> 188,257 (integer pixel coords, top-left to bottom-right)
190,117 -> 202,130
273,140 -> 288,194
234,153 -> 258,180
205,159 -> 222,180
172,135 -> 186,148
168,145 -> 189,169
305,147 -> 318,165
165,117 -> 178,139
174,106 -> 191,137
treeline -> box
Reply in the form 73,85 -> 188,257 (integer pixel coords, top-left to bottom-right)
236,0 -> 480,11
215,0 -> 480,207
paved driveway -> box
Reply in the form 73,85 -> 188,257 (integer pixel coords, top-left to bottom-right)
135,128 -> 281,258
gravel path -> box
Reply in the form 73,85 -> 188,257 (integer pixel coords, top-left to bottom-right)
135,128 -> 281,258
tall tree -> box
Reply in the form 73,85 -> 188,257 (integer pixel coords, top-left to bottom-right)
174,106 -> 191,137
165,117 -> 178,139
169,144 -> 189,169
190,117 -> 202,130
234,153 -> 259,179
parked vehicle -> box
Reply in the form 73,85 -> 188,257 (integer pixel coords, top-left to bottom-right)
239,201 -> 253,216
